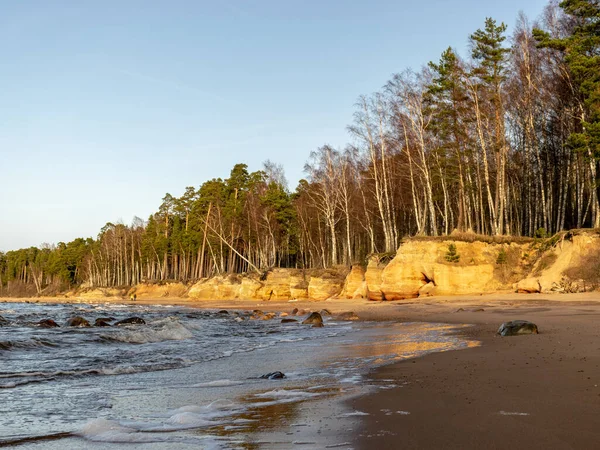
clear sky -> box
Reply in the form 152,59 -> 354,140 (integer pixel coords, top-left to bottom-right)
0,0 -> 550,251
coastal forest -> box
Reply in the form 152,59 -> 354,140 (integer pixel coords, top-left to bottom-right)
2,0 -> 600,295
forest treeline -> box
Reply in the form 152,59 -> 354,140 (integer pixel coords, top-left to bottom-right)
1,0 -> 600,294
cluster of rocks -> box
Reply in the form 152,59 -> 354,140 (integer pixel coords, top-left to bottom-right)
37,316 -> 146,328
226,309 -> 326,327
218,308 -> 359,328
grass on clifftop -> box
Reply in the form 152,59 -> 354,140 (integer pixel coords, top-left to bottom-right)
405,230 -> 534,245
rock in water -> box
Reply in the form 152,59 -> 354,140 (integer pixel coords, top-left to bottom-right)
38,319 -> 59,328
281,318 -> 297,323
0,315 -> 9,326
260,371 -> 286,380
302,312 -> 323,325
94,318 -> 112,327
65,317 -> 91,327
497,320 -> 539,336
115,317 -> 146,326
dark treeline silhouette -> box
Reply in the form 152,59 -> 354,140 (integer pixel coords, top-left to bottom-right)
2,0 -> 600,294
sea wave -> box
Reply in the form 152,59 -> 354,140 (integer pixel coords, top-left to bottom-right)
99,319 -> 193,344
0,363 -> 185,389
80,400 -> 241,442
0,338 -> 58,351
79,419 -> 166,443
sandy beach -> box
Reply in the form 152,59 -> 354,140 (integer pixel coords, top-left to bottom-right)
348,294 -> 600,450
3,292 -> 600,449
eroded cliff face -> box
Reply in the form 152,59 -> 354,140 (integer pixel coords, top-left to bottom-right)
379,240 -> 520,299
516,231 -> 600,294
67,231 -> 600,301
340,265 -> 367,299
187,268 -> 348,301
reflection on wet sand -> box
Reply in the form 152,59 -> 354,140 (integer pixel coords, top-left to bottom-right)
195,322 -> 480,448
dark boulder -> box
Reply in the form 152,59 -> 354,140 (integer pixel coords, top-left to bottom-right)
312,322 -> 324,328
65,317 -> 91,327
291,308 -> 299,315
96,317 -> 115,322
37,319 -> 59,328
302,312 -> 323,325
497,320 -> 539,337
281,318 -> 298,324
319,309 -> 332,316
0,315 -> 8,326
115,317 -> 146,326
94,318 -> 113,327
218,310 -> 229,315
260,371 -> 286,380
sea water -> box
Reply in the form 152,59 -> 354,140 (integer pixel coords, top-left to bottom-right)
0,302 -> 478,448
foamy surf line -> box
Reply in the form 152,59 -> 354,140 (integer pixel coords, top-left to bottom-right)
0,303 -> 479,448
76,322 -> 478,447
75,389 -> 333,444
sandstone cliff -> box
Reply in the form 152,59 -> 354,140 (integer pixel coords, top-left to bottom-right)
376,238 -> 531,299
516,230 -> 600,293
55,230 -> 600,302
187,267 -> 348,301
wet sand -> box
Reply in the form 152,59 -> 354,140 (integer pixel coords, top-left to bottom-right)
349,296 -> 600,450
3,292 -> 600,448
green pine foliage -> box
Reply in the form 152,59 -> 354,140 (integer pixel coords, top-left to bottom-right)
445,244 -> 460,263
496,249 -> 507,265
534,0 -> 600,157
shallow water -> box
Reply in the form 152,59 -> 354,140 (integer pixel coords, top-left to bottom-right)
0,302 -> 478,448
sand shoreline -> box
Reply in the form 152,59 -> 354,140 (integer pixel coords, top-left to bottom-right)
347,296 -> 600,449
3,293 -> 600,448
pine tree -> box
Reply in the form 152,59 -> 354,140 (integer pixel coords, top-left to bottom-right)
426,47 -> 472,232
534,0 -> 600,226
470,18 -> 510,235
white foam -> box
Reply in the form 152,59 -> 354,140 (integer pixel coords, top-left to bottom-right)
341,411 -> 369,417
79,418 -> 164,443
102,320 -> 193,344
340,375 -> 362,384
249,389 -> 322,407
499,411 -> 530,416
167,400 -> 237,417
131,412 -> 215,431
190,379 -> 243,388
254,389 -> 321,399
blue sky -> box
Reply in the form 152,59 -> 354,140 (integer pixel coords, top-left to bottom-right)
0,0 -> 550,251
